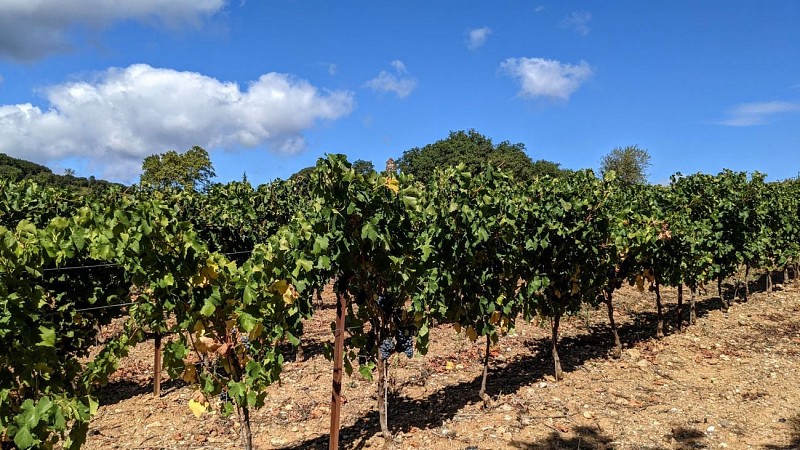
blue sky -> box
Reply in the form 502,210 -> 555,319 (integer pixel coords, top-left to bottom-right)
0,1 -> 798,185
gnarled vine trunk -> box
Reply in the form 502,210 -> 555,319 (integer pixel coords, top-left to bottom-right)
655,276 -> 664,338
551,314 -> 563,381
743,264 -> 751,302
676,283 -> 684,332
377,353 -> 390,438
604,291 -> 622,358
479,336 -> 491,402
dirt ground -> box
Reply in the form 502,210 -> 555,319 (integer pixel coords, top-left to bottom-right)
85,274 -> 800,450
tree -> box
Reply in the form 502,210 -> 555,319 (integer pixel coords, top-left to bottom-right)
397,129 -> 543,183
530,159 -> 571,178
352,159 -> 375,176
140,146 -> 216,191
600,145 -> 651,185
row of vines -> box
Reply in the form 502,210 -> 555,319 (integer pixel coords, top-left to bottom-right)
1,156 -> 799,449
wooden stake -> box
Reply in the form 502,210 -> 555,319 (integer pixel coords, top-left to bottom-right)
329,287 -> 348,450
154,333 -> 162,397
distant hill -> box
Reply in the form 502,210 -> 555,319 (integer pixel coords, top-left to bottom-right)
0,153 -> 122,191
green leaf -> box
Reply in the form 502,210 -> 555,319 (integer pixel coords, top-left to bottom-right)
238,312 -> 257,333
359,363 -> 375,381
200,299 -> 216,317
13,426 -> 34,449
37,326 -> 56,347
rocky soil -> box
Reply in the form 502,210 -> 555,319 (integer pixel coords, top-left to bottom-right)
85,275 -> 800,450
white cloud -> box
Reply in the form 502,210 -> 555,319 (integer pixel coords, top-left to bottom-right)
534,6 -> 546,13
365,60 -> 418,98
500,57 -> 593,100
390,60 -> 407,73
717,101 -> 800,126
0,64 -> 355,181
0,0 -> 226,61
560,11 -> 592,36
467,27 -> 492,50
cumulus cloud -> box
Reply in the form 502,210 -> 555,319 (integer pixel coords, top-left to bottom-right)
0,64 -> 355,181
560,11 -> 592,36
500,57 -> 593,100
365,60 -> 417,98
0,0 -> 226,61
467,27 -> 492,50
717,101 -> 800,126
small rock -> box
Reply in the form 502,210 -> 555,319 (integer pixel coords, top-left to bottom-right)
636,359 -> 650,368
583,411 -> 595,419
271,437 -> 288,446
625,348 -> 641,360
539,382 -> 548,388
707,425 -> 716,433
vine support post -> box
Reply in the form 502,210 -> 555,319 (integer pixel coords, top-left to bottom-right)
689,287 -> 696,325
154,333 -> 162,397
329,279 -> 349,450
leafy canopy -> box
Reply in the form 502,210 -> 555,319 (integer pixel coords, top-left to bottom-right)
600,145 -> 651,185
140,146 -> 216,191
397,129 -> 557,183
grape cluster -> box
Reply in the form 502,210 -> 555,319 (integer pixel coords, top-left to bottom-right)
240,335 -> 251,352
395,334 -> 413,358
379,338 -> 395,360
219,390 -> 231,404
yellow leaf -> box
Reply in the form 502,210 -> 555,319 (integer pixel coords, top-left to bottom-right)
489,311 -> 501,325
643,268 -> 655,283
466,326 -> 478,342
192,261 -> 219,287
635,275 -> 645,292
272,280 -> 298,305
194,335 -> 221,354
445,361 -> 454,371
182,364 -> 198,383
385,177 -> 399,193
188,399 -> 207,418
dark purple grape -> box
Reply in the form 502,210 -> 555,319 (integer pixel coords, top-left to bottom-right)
379,338 -> 394,360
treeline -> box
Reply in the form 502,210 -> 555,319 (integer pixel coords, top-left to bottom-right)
0,153 -> 121,193
1,156 -> 799,449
